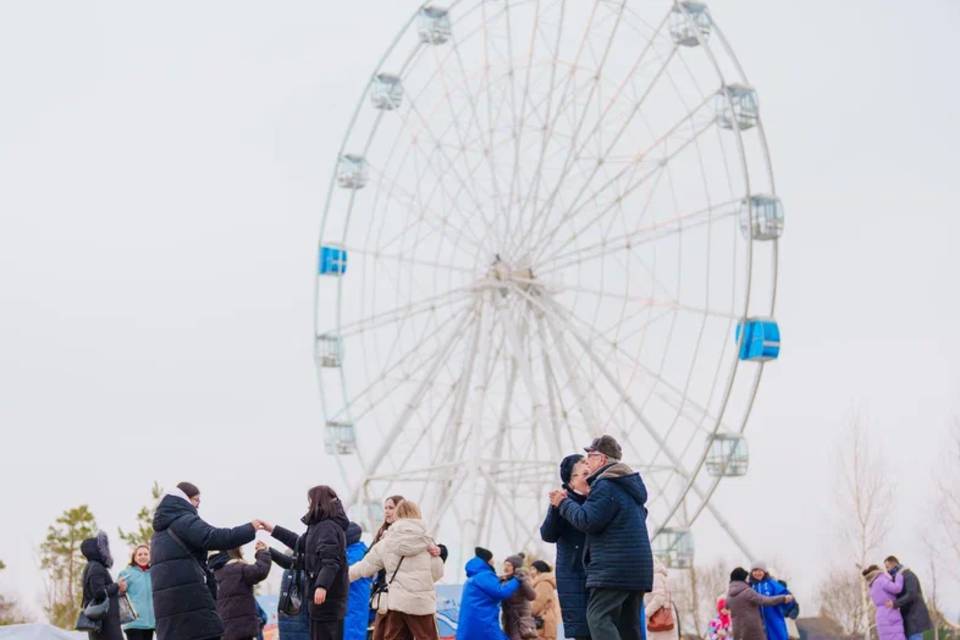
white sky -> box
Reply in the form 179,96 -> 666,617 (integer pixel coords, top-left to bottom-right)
1,0 -> 958,621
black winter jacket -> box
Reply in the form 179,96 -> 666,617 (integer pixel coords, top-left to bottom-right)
540,491 -> 590,638
211,550 -> 272,640
81,534 -> 124,640
150,494 -> 256,640
270,507 -> 350,623
894,568 -> 933,636
557,462 -> 654,591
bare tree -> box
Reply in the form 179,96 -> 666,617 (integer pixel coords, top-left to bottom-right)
937,420 -> 960,576
817,567 -> 869,636
673,561 -> 729,637
836,414 -> 893,640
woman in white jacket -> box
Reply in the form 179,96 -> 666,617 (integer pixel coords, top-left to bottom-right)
644,561 -> 680,640
349,500 -> 444,640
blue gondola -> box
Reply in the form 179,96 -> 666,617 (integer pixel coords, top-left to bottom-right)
736,318 -> 780,361
319,245 -> 348,276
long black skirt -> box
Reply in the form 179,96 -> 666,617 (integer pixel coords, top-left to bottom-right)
310,619 -> 344,640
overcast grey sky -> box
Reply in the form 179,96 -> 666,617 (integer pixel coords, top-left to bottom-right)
1,0 -> 958,619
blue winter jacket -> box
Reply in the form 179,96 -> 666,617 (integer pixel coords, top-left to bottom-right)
540,492 -> 589,638
558,462 -> 654,592
345,524 -> 372,640
751,577 -> 791,640
456,557 -> 521,640
118,565 -> 155,630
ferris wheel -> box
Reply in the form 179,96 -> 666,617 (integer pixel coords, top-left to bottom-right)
313,0 -> 783,568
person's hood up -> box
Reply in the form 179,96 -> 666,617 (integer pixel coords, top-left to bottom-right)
534,572 -> 556,589
593,462 -> 648,506
382,518 -> 432,557
208,551 -> 231,572
346,522 -> 363,546
465,556 -> 495,578
728,580 -> 751,598
81,531 -> 114,568
153,490 -> 197,532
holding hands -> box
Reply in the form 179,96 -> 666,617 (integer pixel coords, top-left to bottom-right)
548,489 -> 568,507
255,541 -> 267,552
251,519 -> 274,533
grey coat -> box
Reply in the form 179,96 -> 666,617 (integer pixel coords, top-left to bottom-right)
727,581 -> 787,640
501,572 -> 538,640
894,568 -> 932,637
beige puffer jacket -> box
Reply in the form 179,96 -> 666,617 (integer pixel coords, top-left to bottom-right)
348,518 -> 444,616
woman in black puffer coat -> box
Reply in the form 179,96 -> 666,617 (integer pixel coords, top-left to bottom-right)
81,531 -> 125,640
150,482 -> 259,640
262,485 -> 349,640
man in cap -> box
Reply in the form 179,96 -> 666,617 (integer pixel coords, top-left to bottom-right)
549,435 -> 653,640
884,555 -> 933,640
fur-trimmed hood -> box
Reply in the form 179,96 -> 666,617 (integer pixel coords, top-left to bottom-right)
81,530 -> 114,568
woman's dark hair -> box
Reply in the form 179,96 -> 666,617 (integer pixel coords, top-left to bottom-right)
306,485 -> 342,522
177,482 -> 200,498
129,544 -> 150,567
532,560 -> 551,573
730,567 -> 749,583
228,548 -> 244,561
373,495 -> 405,544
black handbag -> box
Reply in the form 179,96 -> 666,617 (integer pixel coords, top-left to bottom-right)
76,588 -> 109,631
278,565 -> 304,616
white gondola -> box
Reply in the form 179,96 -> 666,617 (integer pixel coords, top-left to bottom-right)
337,154 -> 368,189
716,84 -> 759,130
739,195 -> 784,241
371,74 -> 404,111
706,433 -> 749,477
669,2 -> 711,47
324,421 -> 357,455
654,527 -> 695,569
315,334 -> 343,368
417,7 -> 452,45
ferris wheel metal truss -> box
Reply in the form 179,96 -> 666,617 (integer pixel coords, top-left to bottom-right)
313,0 -> 783,568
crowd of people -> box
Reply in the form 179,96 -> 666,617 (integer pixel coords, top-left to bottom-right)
72,433 -> 935,640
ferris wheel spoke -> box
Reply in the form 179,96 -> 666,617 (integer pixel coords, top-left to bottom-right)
337,285 -> 473,337
558,300 -> 725,431
345,244 -> 475,276
350,304 -> 478,505
527,95 -> 716,261
338,305 -> 473,423
513,0 -> 619,253
519,4 -> 664,256
368,165 -> 488,256
536,197 -> 739,274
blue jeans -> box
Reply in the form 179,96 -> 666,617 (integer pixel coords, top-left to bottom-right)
908,634 -> 924,640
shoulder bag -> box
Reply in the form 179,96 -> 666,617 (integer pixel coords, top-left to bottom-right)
368,556 -> 405,612
648,577 -> 676,632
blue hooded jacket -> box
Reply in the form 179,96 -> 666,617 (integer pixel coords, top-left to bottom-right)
558,462 -> 654,591
345,523 -> 372,640
751,577 -> 791,640
456,557 -> 521,640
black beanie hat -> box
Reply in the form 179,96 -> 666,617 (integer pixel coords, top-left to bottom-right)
559,454 -> 584,488
730,567 -> 749,583
475,547 -> 493,563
